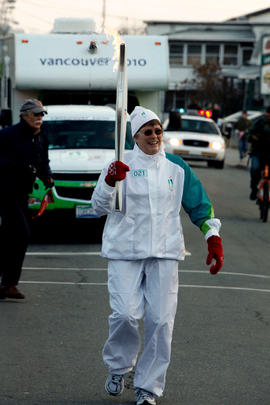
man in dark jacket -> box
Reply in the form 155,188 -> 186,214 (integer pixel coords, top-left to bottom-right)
234,111 -> 251,160
0,99 -> 54,299
248,107 -> 270,200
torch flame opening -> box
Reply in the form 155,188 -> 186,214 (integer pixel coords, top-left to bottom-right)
104,26 -> 124,72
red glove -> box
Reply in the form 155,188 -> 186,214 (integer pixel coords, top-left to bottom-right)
206,235 -> 224,275
105,161 -> 130,187
32,189 -> 54,219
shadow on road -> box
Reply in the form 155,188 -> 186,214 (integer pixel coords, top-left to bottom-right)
29,215 -> 105,244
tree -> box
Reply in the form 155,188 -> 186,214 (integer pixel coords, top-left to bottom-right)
184,62 -> 244,114
192,62 -> 222,107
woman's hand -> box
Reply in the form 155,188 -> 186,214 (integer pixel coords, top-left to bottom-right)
206,236 -> 224,275
105,161 -> 130,187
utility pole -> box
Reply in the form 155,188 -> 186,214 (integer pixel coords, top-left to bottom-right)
101,0 -> 106,32
0,0 -> 16,116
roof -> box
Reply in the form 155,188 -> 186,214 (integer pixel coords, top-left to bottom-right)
145,21 -> 252,26
227,7 -> 270,21
181,114 -> 213,122
145,18 -> 270,27
167,28 -> 254,42
43,105 -> 117,121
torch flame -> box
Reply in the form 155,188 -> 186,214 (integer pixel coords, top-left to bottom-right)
104,26 -> 124,72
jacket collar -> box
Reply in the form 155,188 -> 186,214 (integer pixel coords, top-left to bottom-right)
19,118 -> 40,138
133,142 -> 165,159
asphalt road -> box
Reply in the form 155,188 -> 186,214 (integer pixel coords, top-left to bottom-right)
1,148 -> 270,405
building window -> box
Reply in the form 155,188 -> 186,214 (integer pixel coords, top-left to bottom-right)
223,44 -> 238,66
242,48 -> 253,65
169,41 -> 183,66
164,90 -> 186,112
187,44 -> 202,66
205,44 -> 220,65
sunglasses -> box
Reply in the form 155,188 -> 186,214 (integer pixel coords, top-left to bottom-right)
33,112 -> 45,117
141,128 -> 163,136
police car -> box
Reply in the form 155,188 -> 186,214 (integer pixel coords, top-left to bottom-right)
163,114 -> 226,169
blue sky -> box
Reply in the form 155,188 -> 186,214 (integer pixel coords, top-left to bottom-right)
12,0 -> 270,34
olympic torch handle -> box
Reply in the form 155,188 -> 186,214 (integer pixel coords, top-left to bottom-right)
114,42 -> 127,211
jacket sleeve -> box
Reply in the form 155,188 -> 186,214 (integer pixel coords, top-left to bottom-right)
37,132 -> 53,181
91,165 -> 115,216
166,153 -> 221,239
248,118 -> 263,145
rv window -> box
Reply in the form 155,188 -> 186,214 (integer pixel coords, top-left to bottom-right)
43,120 -> 134,150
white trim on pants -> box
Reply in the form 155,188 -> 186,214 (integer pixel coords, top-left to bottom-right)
102,258 -> 179,397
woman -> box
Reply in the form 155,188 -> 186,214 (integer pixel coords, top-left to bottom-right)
91,106 -> 224,405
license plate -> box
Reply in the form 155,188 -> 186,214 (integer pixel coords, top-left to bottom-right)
201,152 -> 217,157
75,205 -> 98,218
174,149 -> 190,155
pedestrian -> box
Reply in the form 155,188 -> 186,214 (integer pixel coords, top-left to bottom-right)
211,103 -> 220,123
248,106 -> 270,200
0,98 -> 54,299
91,106 -> 224,405
234,111 -> 251,161
166,110 -> 182,131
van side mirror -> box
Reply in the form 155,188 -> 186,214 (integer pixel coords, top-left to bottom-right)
0,109 -> 12,127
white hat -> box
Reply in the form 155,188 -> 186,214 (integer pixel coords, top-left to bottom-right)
130,106 -> 160,136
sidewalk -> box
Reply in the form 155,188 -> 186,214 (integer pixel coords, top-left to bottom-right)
225,146 -> 250,169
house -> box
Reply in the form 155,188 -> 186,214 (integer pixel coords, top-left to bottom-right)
145,8 -> 270,115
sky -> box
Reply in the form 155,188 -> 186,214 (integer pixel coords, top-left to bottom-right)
9,0 -> 270,34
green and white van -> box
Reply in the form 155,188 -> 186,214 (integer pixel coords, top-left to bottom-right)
28,104 -> 134,219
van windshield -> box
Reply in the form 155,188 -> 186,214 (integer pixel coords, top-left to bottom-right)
43,120 -> 134,150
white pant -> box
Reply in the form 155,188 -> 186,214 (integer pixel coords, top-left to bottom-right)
102,258 -> 179,397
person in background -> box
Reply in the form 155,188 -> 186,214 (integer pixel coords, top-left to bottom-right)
0,99 -> 54,299
91,106 -> 224,405
211,103 -> 220,123
248,106 -> 270,200
166,110 -> 182,131
221,121 -> 232,147
234,111 -> 251,161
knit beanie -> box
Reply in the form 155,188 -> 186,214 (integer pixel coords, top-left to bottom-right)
130,106 -> 160,136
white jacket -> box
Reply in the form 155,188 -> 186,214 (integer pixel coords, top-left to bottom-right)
91,144 -> 221,260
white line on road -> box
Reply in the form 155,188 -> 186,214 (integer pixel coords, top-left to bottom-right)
23,267 -> 107,271
26,251 -> 101,256
22,267 -> 270,279
181,270 -> 270,279
19,280 -> 270,294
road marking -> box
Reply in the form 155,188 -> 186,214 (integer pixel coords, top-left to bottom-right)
179,285 -> 270,294
181,270 -> 270,279
26,251 -> 101,256
19,280 -> 270,294
23,267 -> 107,271
21,281 -> 107,285
22,267 -> 270,280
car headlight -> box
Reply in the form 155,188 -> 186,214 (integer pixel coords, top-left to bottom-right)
210,141 -> 224,150
169,138 -> 182,146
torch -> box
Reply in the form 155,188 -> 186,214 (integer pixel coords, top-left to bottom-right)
114,42 -> 128,211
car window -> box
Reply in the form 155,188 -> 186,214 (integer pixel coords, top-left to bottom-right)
43,120 -> 134,150
180,119 -> 219,134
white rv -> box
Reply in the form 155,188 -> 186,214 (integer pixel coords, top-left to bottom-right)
0,19 -> 169,124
